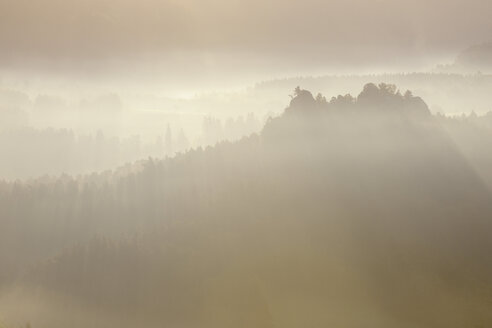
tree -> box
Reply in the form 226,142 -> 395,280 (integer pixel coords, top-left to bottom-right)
165,124 -> 173,156
316,93 -> 327,104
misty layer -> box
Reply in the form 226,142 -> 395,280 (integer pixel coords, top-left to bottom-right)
3,72 -> 492,179
1,0 -> 491,64
1,84 -> 492,327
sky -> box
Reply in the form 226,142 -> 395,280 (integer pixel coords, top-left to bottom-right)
1,0 -> 492,93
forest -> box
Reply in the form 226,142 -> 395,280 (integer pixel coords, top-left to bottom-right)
1,83 -> 492,328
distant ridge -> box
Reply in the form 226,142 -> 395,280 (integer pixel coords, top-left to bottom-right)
455,42 -> 492,71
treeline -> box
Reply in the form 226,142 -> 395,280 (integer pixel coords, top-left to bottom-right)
1,83 -> 492,328
254,72 -> 492,114
0,113 -> 262,179
201,113 -> 261,146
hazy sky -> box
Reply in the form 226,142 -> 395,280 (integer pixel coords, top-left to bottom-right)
1,0 -> 491,91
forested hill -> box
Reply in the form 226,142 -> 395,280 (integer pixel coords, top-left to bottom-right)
455,42 -> 492,72
1,83 -> 492,328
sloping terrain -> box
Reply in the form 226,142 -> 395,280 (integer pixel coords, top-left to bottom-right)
1,84 -> 492,328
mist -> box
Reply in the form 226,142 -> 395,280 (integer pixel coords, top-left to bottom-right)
1,0 -> 492,327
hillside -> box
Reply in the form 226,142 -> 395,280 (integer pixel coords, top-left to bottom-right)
455,42 -> 492,72
1,83 -> 492,328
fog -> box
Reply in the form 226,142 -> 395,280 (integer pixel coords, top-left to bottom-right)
1,0 -> 492,327
2,0 -> 492,60
2,0 -> 492,89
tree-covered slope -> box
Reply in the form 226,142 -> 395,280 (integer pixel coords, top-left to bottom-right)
1,83 -> 492,328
